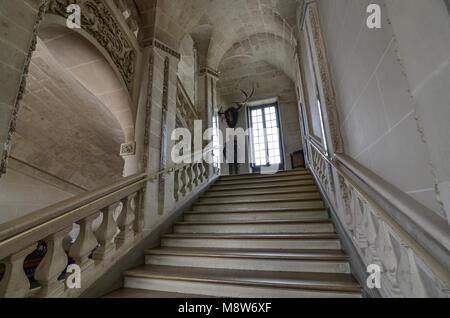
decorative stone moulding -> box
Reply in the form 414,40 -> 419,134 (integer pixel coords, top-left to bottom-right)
199,67 -> 220,79
301,0 -> 344,155
120,141 -> 136,156
142,55 -> 154,171
47,0 -> 137,92
142,38 -> 181,60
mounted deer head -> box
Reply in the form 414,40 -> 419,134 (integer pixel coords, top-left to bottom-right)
219,85 -> 255,128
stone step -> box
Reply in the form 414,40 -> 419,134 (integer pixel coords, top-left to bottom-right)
219,169 -> 310,181
215,174 -> 313,186
173,219 -> 335,234
210,179 -> 316,191
197,191 -> 322,204
145,247 -> 351,274
161,233 -> 342,250
191,199 -> 325,212
184,209 -> 329,222
203,185 -> 319,197
104,288 -> 210,298
124,266 -> 362,298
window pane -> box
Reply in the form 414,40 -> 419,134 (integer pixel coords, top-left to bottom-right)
250,105 -> 282,168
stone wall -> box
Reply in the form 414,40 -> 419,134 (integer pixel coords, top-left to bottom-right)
384,0 -> 450,226
0,169 -> 73,225
315,0 -> 449,222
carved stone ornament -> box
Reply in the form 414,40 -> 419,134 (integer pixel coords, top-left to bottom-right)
304,1 -> 344,154
120,141 -> 136,156
142,54 -> 154,171
47,0 -> 136,91
199,67 -> 220,79
142,38 -> 181,60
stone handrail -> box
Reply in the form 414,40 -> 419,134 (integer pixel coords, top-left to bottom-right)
177,78 -> 200,121
307,141 -> 450,297
336,153 -> 450,268
0,158 -> 216,298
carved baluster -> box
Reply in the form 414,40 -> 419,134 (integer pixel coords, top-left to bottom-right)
192,163 -> 199,187
133,191 -> 144,234
34,227 -> 71,298
0,244 -> 36,298
186,164 -> 193,192
376,223 -> 400,296
203,162 -> 209,179
174,169 -> 180,201
116,195 -> 136,247
180,166 -> 187,197
69,213 -> 99,273
93,203 -> 120,262
198,163 -> 205,183
355,197 -> 369,249
397,244 -> 427,298
366,211 -> 379,264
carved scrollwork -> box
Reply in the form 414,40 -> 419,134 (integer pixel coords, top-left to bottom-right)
366,211 -> 379,263
47,0 -> 136,91
305,2 -> 344,154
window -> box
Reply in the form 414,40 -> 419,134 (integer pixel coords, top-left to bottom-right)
211,114 -> 220,169
248,104 -> 284,171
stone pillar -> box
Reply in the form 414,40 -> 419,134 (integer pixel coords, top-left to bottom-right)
197,67 -> 219,127
197,67 -> 219,175
139,39 -> 180,230
0,0 -> 48,177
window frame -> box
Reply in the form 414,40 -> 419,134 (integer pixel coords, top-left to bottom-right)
247,102 -> 285,172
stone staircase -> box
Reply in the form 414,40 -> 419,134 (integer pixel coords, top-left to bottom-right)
108,169 -> 362,298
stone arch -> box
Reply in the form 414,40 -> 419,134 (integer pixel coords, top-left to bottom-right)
11,36 -> 126,190
38,18 -> 135,142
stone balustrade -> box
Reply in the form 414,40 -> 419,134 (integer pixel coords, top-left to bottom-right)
176,78 -> 201,134
173,161 -> 212,202
307,142 -> 450,298
0,159 -> 217,298
0,175 -> 144,298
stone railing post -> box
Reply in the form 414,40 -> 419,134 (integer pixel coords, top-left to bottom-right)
116,195 -> 136,247
180,166 -> 187,197
186,164 -> 193,192
0,244 -> 36,298
69,214 -> 99,273
34,227 -> 72,298
93,203 -> 120,262
192,163 -> 199,187
174,169 -> 181,201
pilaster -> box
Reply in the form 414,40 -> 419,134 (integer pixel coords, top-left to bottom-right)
140,38 -> 180,230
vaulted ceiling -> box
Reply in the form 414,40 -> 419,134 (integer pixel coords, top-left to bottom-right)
137,0 -> 301,80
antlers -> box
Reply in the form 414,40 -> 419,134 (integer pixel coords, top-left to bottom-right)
234,85 -> 255,110
218,84 -> 255,115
